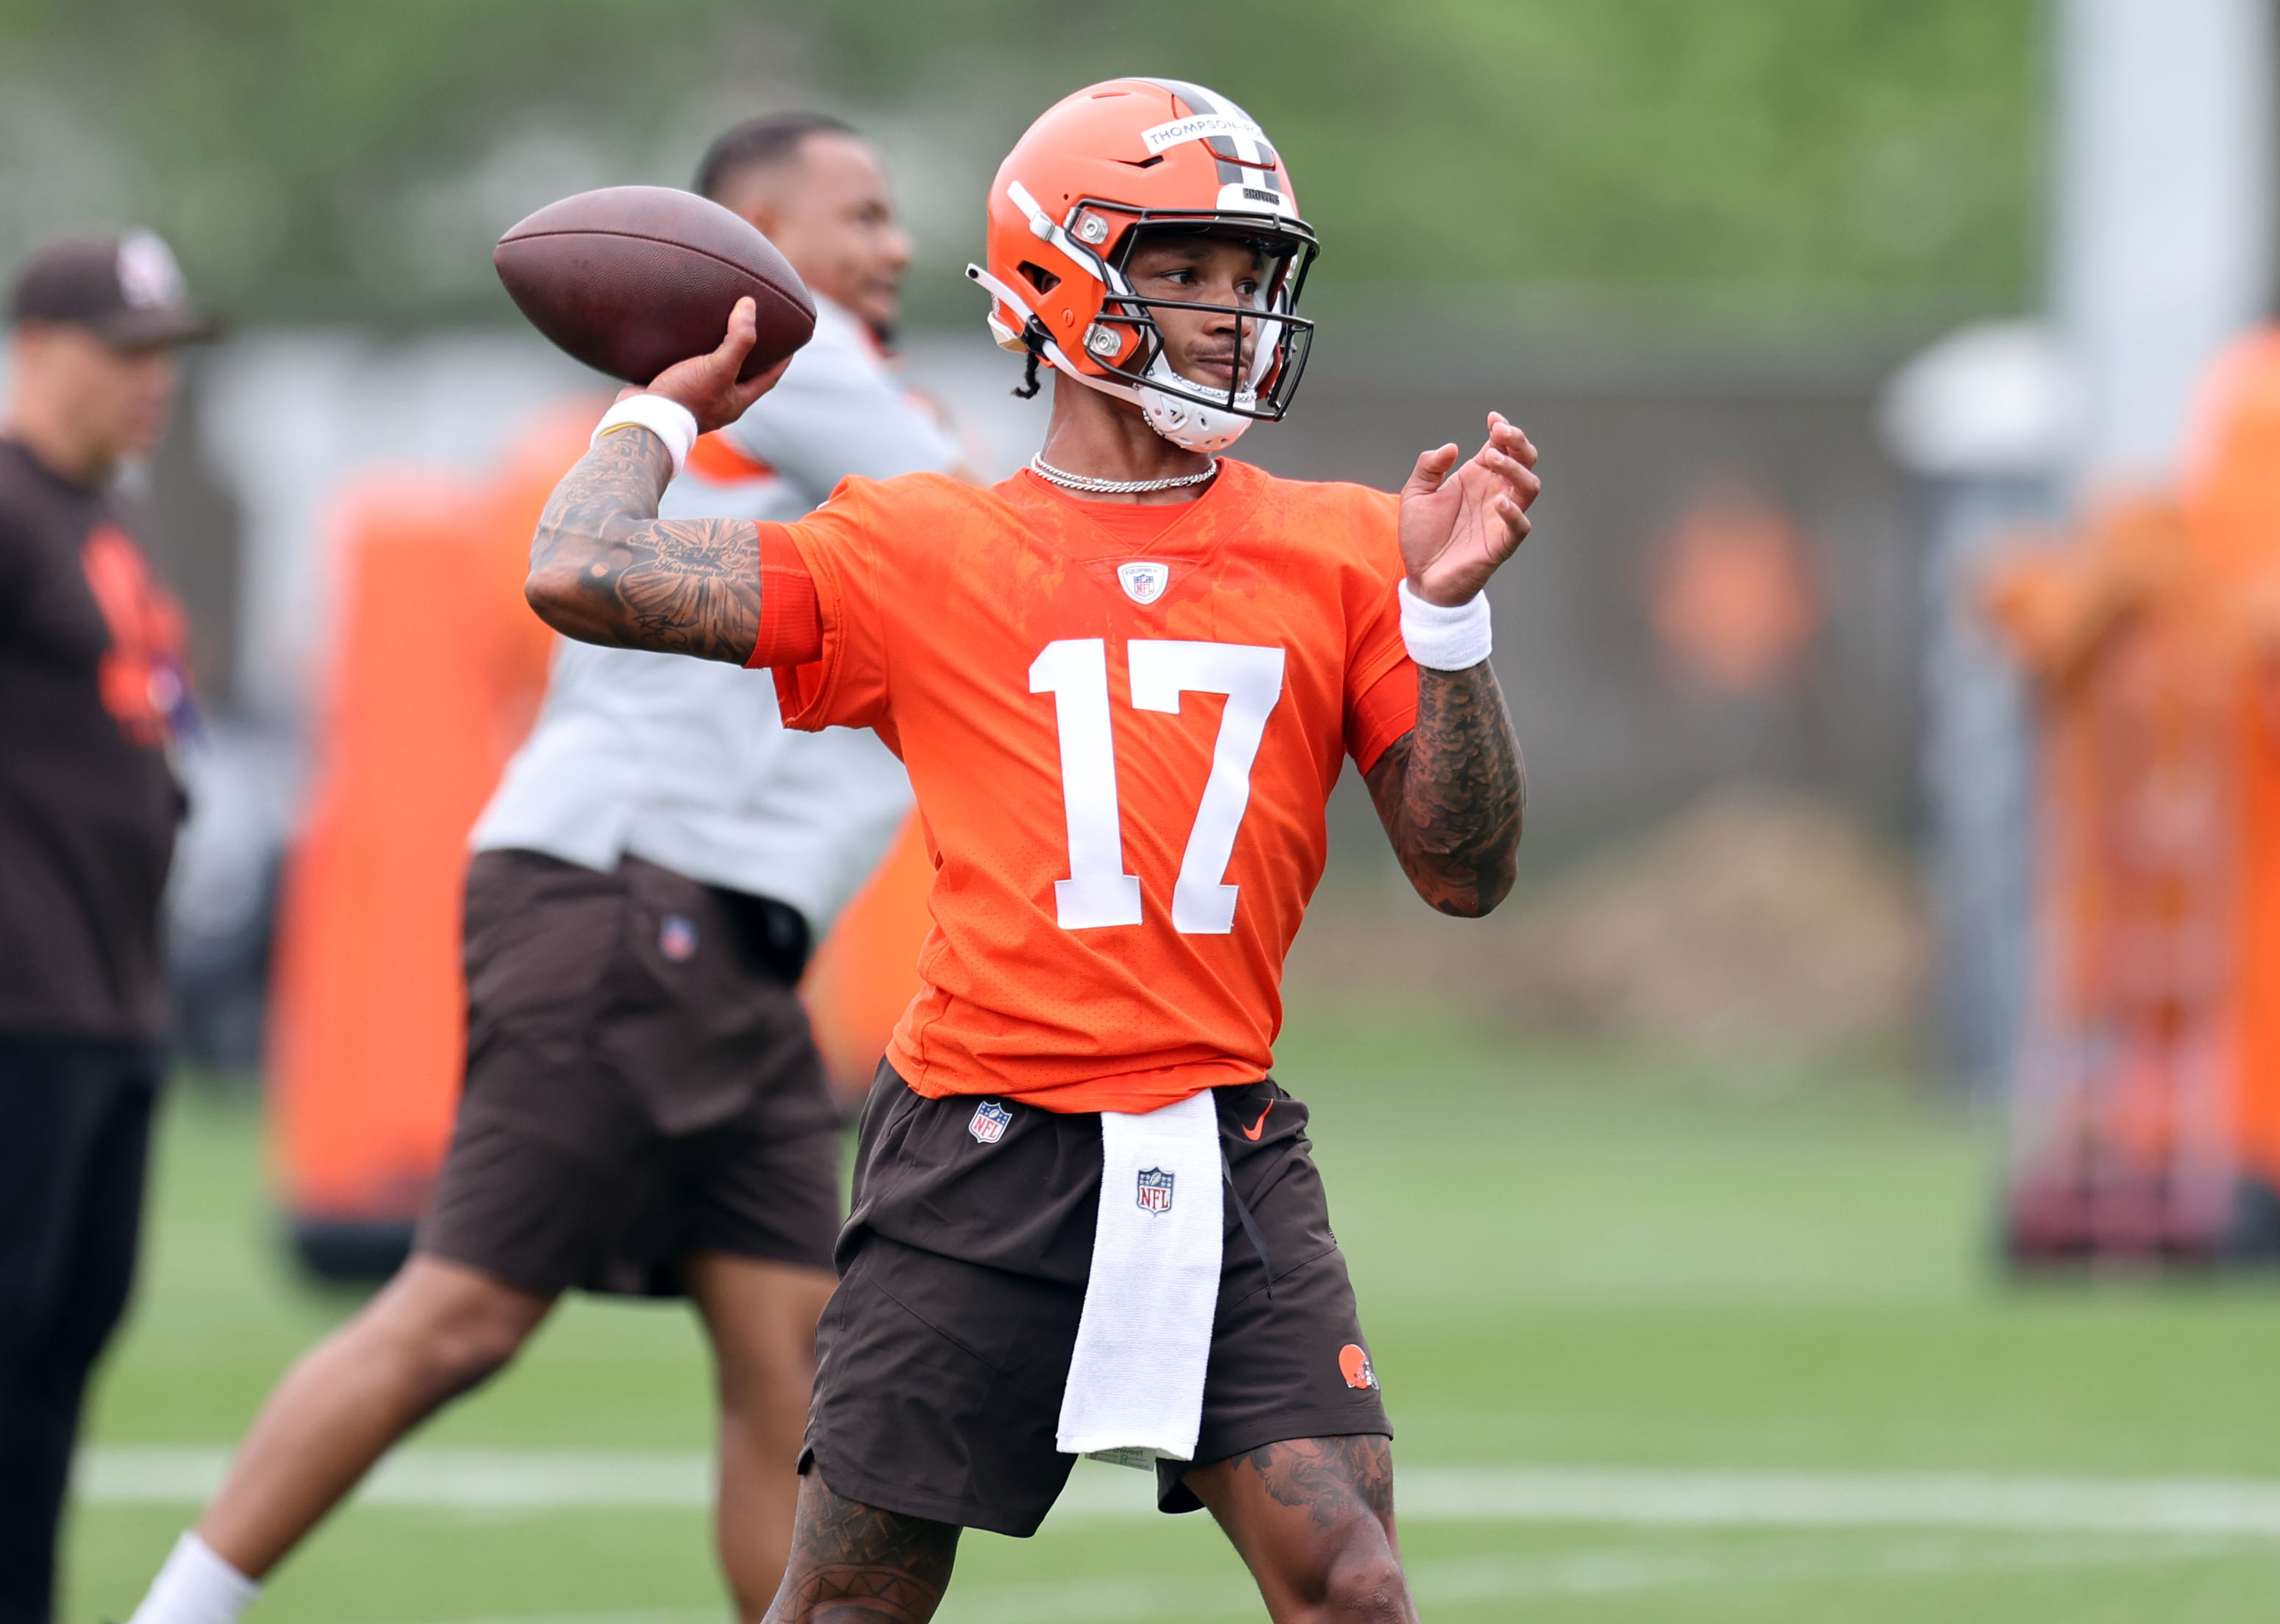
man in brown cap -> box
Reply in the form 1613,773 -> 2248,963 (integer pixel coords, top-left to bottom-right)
0,228 -> 214,1623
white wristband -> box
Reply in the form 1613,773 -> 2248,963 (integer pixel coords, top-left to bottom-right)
1398,577 -> 1492,670
591,394 -> 699,477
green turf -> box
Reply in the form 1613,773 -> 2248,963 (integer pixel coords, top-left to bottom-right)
64,1020 -> 2280,1620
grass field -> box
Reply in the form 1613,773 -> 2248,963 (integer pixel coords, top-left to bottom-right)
63,1017 -> 2280,1621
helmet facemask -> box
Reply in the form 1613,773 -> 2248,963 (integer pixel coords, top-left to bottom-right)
1083,215 -> 1317,452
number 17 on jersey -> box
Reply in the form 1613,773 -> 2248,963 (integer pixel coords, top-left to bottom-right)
1029,637 -> 1287,936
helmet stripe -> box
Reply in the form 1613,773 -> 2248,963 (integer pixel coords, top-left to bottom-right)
1147,76 -> 1220,113
1141,77 -> 1279,187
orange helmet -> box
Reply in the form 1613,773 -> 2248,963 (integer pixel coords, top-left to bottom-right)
967,78 -> 1317,452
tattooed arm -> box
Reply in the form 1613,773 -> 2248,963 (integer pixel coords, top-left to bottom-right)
523,296 -> 788,661
1364,413 -> 1539,917
1365,666 -> 1524,916
524,430 -> 766,661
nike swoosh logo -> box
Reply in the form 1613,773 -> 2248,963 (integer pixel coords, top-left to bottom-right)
1240,1101 -> 1273,1141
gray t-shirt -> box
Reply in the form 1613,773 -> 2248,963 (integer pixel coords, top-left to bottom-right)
471,298 -> 961,932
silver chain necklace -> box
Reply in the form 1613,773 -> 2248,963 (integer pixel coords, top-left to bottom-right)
1029,455 -> 1219,496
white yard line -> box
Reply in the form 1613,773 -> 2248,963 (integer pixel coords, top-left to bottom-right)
1389,1464 -> 2280,1536
77,1447 -> 713,1509
74,1447 -> 2280,1537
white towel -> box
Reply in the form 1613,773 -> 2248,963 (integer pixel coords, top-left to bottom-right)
1055,1089 -> 1224,1464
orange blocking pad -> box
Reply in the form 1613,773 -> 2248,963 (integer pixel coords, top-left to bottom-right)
1985,499 -> 2245,1258
266,410 -> 584,1259
1988,327 -> 2280,1261
2183,332 -> 2280,1207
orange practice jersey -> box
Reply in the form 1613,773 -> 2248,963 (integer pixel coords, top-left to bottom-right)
761,459 -> 1418,1113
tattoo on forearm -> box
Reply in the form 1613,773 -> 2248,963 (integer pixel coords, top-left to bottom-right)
1366,660 -> 1524,916
526,427 -> 763,663
773,1475 -> 961,1623
1235,1434 -> 1397,1530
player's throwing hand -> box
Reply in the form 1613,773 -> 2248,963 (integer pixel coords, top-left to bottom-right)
1398,413 -> 1540,607
625,296 -> 791,433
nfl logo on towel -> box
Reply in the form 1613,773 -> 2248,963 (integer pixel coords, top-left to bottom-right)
1136,1167 -> 1175,1214
968,1100 -> 1012,1144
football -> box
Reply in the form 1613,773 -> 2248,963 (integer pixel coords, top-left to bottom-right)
494,185 -> 815,385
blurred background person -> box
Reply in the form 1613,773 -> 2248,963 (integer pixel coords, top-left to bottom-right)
0,229 -> 211,1624
125,113 -> 961,1624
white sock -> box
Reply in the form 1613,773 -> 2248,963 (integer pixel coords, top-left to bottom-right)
128,1531 -> 260,1624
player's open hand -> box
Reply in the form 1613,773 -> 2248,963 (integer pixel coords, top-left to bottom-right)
632,297 -> 791,433
1397,413 -> 1540,606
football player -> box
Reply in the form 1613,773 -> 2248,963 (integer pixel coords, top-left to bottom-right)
528,79 -> 1532,1623
127,116 -> 959,1624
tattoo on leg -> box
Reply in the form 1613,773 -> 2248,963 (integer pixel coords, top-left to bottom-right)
772,1475 -> 960,1623
1234,1434 -> 1395,1530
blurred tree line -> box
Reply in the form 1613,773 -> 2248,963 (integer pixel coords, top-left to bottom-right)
0,0 -> 2040,341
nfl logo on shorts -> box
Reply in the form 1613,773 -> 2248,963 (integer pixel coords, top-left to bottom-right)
968,1100 -> 1012,1144
658,914 -> 699,963
1136,1167 -> 1175,1214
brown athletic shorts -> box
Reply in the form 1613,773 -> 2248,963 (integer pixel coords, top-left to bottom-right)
799,1064 -> 1391,1537
413,849 -> 841,1297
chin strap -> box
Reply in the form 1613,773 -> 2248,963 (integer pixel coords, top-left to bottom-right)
1135,355 -> 1256,453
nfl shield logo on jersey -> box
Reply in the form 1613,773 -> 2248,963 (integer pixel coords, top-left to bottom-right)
1116,561 -> 1170,605
968,1100 -> 1013,1144
1136,1167 -> 1175,1214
